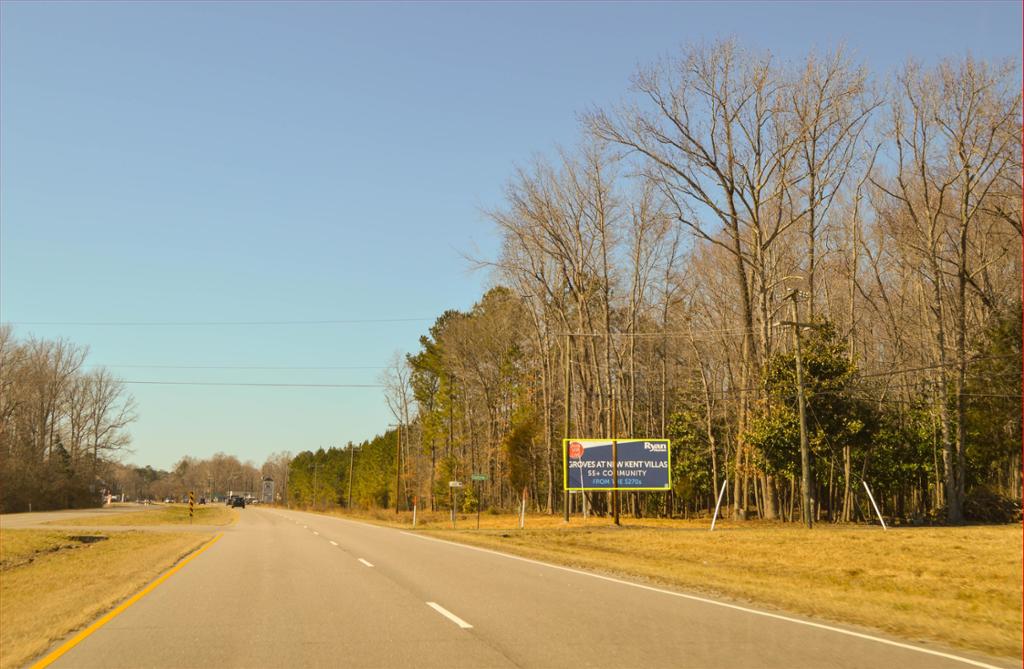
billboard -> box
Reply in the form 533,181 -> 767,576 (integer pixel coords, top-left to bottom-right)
563,439 -> 671,491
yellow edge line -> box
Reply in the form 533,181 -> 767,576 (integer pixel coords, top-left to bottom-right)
30,532 -> 224,669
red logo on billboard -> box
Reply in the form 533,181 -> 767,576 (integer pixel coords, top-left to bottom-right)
568,441 -> 584,458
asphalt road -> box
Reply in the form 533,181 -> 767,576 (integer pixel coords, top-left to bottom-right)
40,507 -> 1015,669
0,504 -> 152,529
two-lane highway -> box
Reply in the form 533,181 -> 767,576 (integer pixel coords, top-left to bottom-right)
44,507 -> 1015,669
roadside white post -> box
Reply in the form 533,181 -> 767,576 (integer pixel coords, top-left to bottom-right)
862,480 -> 887,530
412,496 -> 418,528
710,478 -> 728,531
519,487 -> 527,529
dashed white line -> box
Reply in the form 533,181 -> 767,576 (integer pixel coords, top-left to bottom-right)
426,602 -> 473,629
313,531 -> 319,535
329,540 -> 338,546
358,558 -> 374,567
401,531 -> 1002,669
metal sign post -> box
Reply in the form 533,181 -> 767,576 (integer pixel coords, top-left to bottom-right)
449,481 -> 462,528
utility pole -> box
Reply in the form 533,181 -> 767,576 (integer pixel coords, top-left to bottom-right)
779,291 -> 816,529
312,455 -> 319,511
563,333 -> 572,523
347,443 -> 355,510
389,424 -> 402,514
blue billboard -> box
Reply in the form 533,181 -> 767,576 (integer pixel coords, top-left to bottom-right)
563,439 -> 671,491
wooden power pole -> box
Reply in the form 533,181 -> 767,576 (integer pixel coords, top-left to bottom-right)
779,291 -> 818,529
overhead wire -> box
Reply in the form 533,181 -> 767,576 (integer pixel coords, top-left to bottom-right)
121,381 -> 383,388
88,364 -> 386,371
4,317 -> 432,326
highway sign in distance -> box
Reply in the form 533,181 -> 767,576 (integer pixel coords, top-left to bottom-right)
471,474 -> 487,481
448,481 -> 463,488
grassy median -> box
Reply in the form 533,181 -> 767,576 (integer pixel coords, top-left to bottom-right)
0,529 -> 212,669
49,504 -> 235,527
312,508 -> 1022,659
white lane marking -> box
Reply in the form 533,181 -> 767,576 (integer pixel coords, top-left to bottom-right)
400,531 -> 1003,669
303,525 -> 308,528
329,540 -> 338,546
358,558 -> 374,567
426,602 -> 473,629
313,531 -> 319,535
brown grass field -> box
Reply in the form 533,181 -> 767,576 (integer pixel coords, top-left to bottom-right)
0,529 -> 211,669
312,507 -> 1023,659
48,503 -> 235,527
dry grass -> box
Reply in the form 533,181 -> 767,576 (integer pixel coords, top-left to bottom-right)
49,504 -> 235,527
0,529 -> 211,669
310,507 -> 1022,659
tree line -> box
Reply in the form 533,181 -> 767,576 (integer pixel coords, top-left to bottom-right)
335,42 -> 1019,525
0,326 -> 137,511
104,451 -> 292,503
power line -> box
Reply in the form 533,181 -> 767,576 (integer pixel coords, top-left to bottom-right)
555,326 -> 772,339
4,317 -> 431,326
88,364 -> 387,371
857,354 -> 1017,378
121,381 -> 383,388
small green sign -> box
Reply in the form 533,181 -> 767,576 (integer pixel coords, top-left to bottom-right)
471,474 -> 487,481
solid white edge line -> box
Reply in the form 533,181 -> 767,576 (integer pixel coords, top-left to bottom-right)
399,530 -> 1005,669
272,510 -> 1003,669
329,540 -> 338,546
426,602 -> 473,629
358,558 -> 374,567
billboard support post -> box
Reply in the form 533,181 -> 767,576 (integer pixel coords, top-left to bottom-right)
612,438 -> 619,526
563,334 -> 571,523
611,390 -> 620,526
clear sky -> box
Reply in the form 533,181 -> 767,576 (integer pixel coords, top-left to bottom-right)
2,1 -> 1020,471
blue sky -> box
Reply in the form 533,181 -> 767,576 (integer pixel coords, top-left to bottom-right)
2,1 -> 1020,471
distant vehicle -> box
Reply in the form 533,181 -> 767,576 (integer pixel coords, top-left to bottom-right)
231,496 -> 246,509
163,497 -> 173,503
199,497 -> 207,504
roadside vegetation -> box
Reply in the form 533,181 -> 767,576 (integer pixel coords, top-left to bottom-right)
49,504 -> 235,527
310,507 -> 1022,658
282,45 -> 1020,531
0,529 -> 211,669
